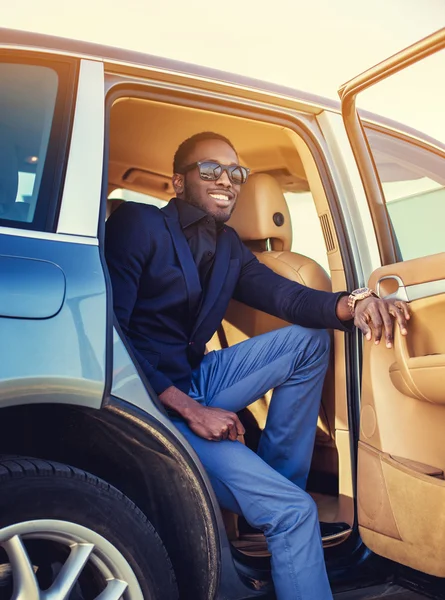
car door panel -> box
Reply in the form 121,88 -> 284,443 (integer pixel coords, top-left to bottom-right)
0,232 -> 107,409
0,55 -> 108,410
357,253 -> 445,576
339,27 -> 445,577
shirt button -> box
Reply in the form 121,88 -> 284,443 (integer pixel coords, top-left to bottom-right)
207,251 -> 213,257
188,341 -> 194,345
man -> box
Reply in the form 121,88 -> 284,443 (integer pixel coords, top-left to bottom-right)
105,131 -> 410,599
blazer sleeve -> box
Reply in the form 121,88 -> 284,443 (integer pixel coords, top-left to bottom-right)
105,203 -> 173,394
232,237 -> 353,332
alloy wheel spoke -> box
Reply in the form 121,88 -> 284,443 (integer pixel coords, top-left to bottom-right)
44,542 -> 94,600
95,578 -> 128,600
3,535 -> 40,600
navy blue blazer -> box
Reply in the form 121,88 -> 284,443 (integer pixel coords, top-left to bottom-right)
105,199 -> 350,395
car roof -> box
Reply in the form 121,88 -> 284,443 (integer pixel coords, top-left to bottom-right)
1,26 -> 444,152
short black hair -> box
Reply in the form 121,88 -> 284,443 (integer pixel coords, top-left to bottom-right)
173,132 -> 237,173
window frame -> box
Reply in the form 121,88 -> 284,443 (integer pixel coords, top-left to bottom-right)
0,51 -> 78,232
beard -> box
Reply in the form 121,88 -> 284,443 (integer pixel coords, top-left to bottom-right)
183,180 -> 236,223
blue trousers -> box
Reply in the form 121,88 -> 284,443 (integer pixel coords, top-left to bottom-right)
173,325 -> 333,599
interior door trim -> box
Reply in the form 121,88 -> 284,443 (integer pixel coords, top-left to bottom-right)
377,276 -> 445,302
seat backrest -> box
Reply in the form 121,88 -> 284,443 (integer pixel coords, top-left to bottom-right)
228,173 -> 331,291
220,173 -> 334,444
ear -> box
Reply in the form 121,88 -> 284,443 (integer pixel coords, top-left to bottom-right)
172,173 -> 184,197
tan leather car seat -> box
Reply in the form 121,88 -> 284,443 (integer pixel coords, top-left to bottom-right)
220,173 -> 335,445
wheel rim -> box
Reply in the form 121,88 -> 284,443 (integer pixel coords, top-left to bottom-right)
0,519 -> 144,600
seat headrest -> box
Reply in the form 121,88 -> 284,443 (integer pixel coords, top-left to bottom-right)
228,173 -> 292,251
0,125 -> 19,208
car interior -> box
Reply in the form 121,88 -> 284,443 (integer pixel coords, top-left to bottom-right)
106,95 -> 355,555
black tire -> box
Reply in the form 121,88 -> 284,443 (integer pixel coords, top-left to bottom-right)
0,456 -> 178,599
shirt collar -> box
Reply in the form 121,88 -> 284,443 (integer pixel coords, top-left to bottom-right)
173,198 -> 223,231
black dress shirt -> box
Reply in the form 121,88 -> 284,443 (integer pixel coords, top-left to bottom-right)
175,199 -> 223,286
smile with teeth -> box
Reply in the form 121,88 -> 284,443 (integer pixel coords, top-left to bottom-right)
209,192 -> 233,206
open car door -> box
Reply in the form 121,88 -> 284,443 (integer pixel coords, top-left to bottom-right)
339,28 -> 445,577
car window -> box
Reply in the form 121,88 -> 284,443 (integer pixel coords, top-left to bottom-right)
284,191 -> 330,273
0,61 -> 59,228
365,127 -> 445,261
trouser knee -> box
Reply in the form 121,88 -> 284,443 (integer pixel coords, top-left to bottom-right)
294,493 -> 319,529
268,490 -> 319,537
287,325 -> 330,362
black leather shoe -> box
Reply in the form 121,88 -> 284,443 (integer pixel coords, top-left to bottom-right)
319,521 -> 350,540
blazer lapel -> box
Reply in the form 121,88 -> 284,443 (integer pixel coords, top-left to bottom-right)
161,201 -> 201,313
192,227 -> 232,337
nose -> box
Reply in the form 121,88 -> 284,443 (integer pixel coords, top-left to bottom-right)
216,168 -> 232,187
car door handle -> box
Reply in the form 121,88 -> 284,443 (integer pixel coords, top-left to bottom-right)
376,275 -> 409,302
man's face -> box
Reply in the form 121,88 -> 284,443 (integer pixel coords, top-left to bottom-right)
173,139 -> 241,222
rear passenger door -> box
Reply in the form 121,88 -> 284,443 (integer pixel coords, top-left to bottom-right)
339,28 -> 445,577
0,50 -> 108,409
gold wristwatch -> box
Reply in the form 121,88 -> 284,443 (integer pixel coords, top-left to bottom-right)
347,287 -> 379,316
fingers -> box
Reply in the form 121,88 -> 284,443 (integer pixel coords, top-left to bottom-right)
218,424 -> 230,441
366,301 -> 393,347
212,412 -> 245,442
356,298 -> 411,349
356,302 -> 384,343
389,302 -> 408,336
355,314 -> 372,341
226,414 -> 245,441
234,415 -> 246,438
227,419 -> 238,441
394,300 -> 411,323
381,306 -> 394,348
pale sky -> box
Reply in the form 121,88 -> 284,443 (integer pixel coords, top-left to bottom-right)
3,0 -> 445,138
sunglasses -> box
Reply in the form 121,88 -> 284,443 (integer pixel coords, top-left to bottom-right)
181,160 -> 250,185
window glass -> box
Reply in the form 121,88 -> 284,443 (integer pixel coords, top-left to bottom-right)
284,191 -> 330,273
0,63 -> 58,226
365,127 -> 445,261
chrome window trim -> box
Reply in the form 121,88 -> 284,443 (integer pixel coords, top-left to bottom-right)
57,59 -> 104,237
0,226 -> 98,245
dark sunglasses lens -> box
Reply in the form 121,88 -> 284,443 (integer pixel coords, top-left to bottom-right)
198,162 -> 248,184
199,162 -> 221,181
230,166 -> 248,184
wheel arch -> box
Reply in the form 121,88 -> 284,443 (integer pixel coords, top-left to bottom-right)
0,398 -> 220,600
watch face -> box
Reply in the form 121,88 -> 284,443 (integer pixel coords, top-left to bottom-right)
354,287 -> 369,295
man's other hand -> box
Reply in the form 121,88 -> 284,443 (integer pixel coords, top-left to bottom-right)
185,404 -> 245,441
158,386 -> 245,441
